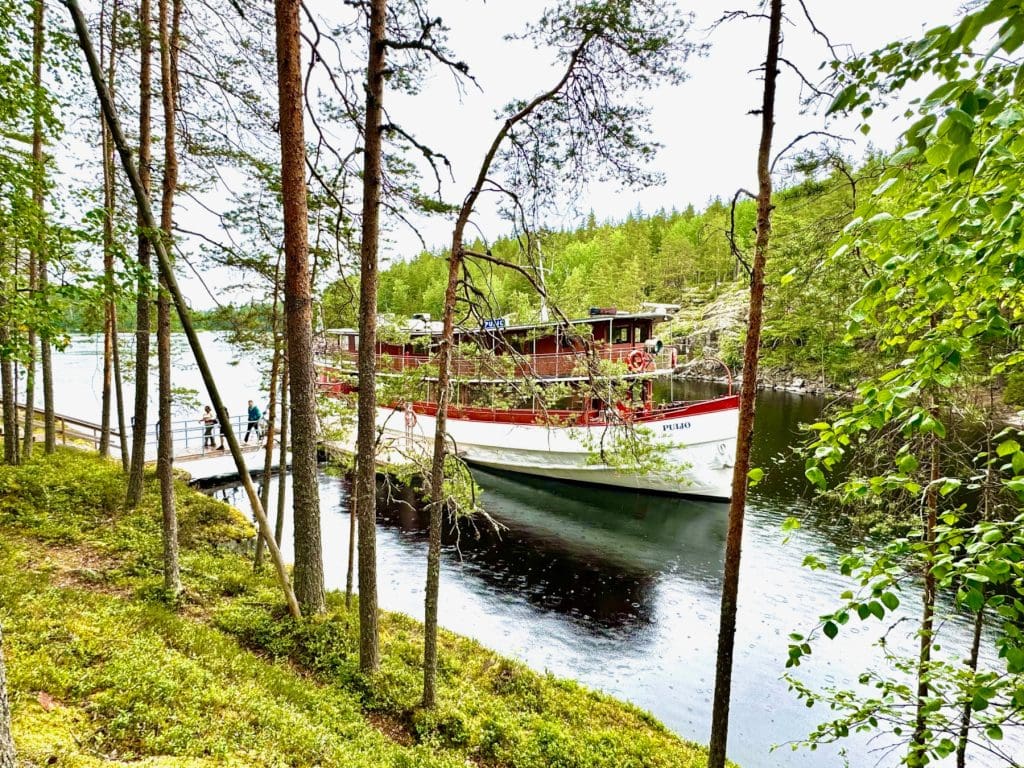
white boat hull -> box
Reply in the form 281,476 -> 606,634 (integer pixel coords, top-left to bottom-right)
375,404 -> 738,500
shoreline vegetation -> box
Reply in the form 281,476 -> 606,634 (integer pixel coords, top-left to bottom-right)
0,449 -> 721,767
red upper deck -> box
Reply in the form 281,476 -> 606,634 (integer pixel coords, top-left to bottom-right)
320,311 -> 676,379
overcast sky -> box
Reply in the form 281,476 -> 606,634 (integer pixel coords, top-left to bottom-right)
179,0 -> 967,307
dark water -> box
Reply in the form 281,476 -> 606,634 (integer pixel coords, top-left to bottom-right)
218,382 -> 1016,768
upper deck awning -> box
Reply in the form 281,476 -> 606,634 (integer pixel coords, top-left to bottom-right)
324,310 -> 672,341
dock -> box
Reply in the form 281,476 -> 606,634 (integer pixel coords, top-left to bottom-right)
8,403 -> 291,485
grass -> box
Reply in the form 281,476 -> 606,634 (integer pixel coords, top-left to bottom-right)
0,448 -> 718,767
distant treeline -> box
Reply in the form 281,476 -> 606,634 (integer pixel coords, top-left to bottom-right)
63,300 -> 274,335
323,162 -> 878,385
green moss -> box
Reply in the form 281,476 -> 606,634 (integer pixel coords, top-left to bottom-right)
0,449 -> 719,767
1004,370 -> 1024,406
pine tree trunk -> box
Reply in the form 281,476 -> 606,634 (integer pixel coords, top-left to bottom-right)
422,222 -> 462,708
0,623 -> 15,768
21,276 -> 35,458
274,0 -> 324,614
707,3 -> 781,766
39,0 -> 54,457
126,0 -> 153,507
255,303 -> 282,570
99,0 -> 119,460
112,308 -> 129,471
421,45 -> 580,709
24,0 -> 46,461
354,0 -> 387,671
157,0 -> 180,596
274,361 -> 289,548
345,463 -> 356,609
0,321 -> 15,466
40,273 -> 54,452
64,0 -> 301,619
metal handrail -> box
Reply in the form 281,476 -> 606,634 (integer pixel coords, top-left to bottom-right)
7,403 -> 279,459
131,413 -> 280,454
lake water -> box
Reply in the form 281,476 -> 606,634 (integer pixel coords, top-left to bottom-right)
41,333 -> 1019,767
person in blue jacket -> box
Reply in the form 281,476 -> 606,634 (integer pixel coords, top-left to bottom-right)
244,399 -> 262,444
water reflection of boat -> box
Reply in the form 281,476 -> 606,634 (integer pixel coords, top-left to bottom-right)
374,468 -> 729,632
471,468 -> 728,575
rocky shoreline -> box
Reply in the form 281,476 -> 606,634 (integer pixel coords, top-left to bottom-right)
672,370 -> 846,398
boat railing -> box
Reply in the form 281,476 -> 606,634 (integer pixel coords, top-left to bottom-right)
317,344 -> 678,379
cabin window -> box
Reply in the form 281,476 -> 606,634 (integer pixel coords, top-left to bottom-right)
637,323 -> 650,343
613,324 -> 632,345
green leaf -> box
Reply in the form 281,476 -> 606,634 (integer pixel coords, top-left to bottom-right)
881,592 -> 900,611
939,479 -> 961,496
805,466 -> 826,488
963,588 -> 985,612
897,453 -> 919,473
996,438 -> 1020,457
827,84 -> 858,115
823,621 -> 838,639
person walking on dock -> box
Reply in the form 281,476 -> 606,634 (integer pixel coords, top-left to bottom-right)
244,400 -> 261,444
218,408 -> 229,450
200,406 -> 216,448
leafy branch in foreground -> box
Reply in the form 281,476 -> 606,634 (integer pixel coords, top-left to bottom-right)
792,3 -> 1024,765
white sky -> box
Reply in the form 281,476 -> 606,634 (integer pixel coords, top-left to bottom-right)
174,0 -> 967,307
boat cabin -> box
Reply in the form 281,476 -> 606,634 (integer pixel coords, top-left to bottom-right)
321,309 -> 673,379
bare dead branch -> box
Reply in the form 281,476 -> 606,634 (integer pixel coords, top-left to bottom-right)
770,130 -> 852,172
727,187 -> 757,279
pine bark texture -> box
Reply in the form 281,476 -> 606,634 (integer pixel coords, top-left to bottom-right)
0,318 -> 15,465
40,267 -> 54,452
707,2 -> 781,766
99,0 -> 119,460
157,0 -> 180,595
254,313 -> 281,570
23,0 -> 45,460
112,309 -> 128,471
345,464 -> 356,609
274,361 -> 289,548
64,0 -> 301,619
0,624 -> 15,768
126,0 -> 153,507
274,0 -> 325,614
355,0 -> 387,670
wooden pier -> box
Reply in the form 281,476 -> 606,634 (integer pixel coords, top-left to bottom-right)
6,403 -> 290,484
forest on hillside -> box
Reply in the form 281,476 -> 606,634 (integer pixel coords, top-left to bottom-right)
322,160 -> 890,386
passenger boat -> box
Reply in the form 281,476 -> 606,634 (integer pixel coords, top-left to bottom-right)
316,309 -> 739,499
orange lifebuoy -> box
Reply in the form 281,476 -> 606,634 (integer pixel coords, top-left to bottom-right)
626,349 -> 650,372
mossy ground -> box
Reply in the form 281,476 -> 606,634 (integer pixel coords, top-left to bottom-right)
0,449 -> 717,767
